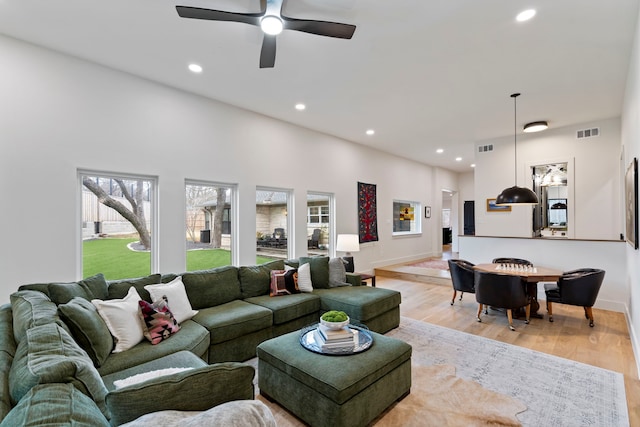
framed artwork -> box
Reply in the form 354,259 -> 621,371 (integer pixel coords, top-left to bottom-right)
357,182 -> 379,243
425,206 -> 431,218
625,158 -> 638,250
486,198 -> 512,212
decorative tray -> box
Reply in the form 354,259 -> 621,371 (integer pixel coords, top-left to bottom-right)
299,323 -> 373,355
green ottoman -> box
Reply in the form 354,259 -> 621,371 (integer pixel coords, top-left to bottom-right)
257,329 -> 411,427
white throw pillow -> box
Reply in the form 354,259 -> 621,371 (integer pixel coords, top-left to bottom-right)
92,287 -> 145,353
144,277 -> 198,323
297,263 -> 313,293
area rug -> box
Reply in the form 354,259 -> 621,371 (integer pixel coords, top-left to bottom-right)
251,317 -> 629,426
375,364 -> 526,426
408,258 -> 449,270
386,317 -> 629,426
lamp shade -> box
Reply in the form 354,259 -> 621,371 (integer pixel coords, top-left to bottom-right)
336,234 -> 360,253
495,186 -> 539,205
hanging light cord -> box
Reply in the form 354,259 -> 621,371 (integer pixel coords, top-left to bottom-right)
511,93 -> 520,185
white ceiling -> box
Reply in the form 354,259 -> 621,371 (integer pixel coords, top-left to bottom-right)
1,0 -> 638,172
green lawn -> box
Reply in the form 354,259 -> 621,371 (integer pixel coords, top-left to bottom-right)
83,238 -> 276,280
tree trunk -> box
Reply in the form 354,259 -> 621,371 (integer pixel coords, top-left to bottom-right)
211,187 -> 226,248
83,177 -> 152,250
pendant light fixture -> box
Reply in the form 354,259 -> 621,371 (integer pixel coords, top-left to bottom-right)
495,93 -> 539,206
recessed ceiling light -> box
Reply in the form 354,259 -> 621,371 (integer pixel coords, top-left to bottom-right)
295,103 -> 306,111
188,63 -> 203,73
455,157 -> 462,162
366,129 -> 375,136
516,9 -> 536,22
436,148 -> 444,154
471,164 -> 476,168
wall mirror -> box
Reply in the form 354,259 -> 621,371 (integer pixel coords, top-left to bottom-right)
532,163 -> 568,238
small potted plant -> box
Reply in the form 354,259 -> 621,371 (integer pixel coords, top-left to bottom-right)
320,310 -> 350,330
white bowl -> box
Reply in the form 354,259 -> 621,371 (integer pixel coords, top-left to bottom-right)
320,316 -> 350,330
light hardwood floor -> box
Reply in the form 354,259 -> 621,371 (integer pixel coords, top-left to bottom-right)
378,276 -> 639,426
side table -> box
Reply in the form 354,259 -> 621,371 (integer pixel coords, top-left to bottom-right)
359,273 -> 376,287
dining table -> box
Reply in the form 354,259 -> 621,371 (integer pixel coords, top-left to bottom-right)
473,263 -> 563,318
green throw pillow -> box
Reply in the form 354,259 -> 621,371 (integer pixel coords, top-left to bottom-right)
299,256 -> 330,289
58,297 -> 114,367
0,384 -> 109,427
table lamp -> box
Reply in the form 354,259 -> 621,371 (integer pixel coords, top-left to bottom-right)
336,234 -> 360,273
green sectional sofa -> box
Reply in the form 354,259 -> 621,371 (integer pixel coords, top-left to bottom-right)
0,257 -> 401,425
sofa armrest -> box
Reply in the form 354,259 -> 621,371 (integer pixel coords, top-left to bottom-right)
345,273 -> 362,286
106,362 -> 255,426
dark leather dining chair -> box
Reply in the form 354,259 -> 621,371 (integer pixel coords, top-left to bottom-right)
474,270 -> 530,331
448,259 -> 475,305
492,257 -> 533,266
544,268 -> 605,327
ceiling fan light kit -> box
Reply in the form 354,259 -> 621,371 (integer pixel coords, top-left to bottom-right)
260,16 -> 283,35
176,0 -> 356,68
495,93 -> 540,206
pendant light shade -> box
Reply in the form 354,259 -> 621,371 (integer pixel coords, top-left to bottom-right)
495,93 -> 539,206
495,185 -> 539,205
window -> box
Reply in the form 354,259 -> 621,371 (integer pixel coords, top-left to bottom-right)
392,200 -> 421,235
256,188 -> 291,264
185,181 -> 236,271
80,171 -> 156,280
307,193 -> 334,255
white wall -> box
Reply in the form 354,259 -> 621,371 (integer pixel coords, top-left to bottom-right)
474,118 -> 622,240
459,236 -> 627,313
622,4 -> 640,375
0,35 -> 444,304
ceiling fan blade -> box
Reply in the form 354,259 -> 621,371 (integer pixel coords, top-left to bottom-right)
260,35 -> 277,68
176,6 -> 262,26
281,16 -> 356,39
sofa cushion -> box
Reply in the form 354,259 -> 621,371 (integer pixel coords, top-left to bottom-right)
120,400 -> 276,427
0,305 -> 16,358
299,256 -> 330,289
313,286 -> 402,322
0,350 -> 13,422
92,287 -> 146,353
145,277 -> 198,323
239,260 -> 286,298
97,320 -> 210,377
8,323 -> 108,417
245,293 -> 320,325
181,266 -> 242,309
107,274 -> 161,302
58,297 -> 113,367
106,362 -> 255,426
10,291 -> 67,344
48,273 -> 109,305
0,383 -> 109,427
16,283 -> 51,297
101,350 -> 206,390
192,300 -> 272,344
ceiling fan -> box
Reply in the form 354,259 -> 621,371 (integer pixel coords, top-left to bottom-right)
176,0 -> 356,68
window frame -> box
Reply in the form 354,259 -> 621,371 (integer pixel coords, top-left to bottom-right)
77,169 -> 159,279
392,199 -> 422,236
